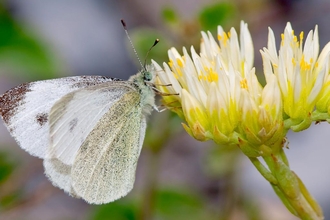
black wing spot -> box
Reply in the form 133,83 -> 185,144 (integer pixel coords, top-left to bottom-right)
36,113 -> 48,126
69,118 -> 78,132
0,83 -> 31,124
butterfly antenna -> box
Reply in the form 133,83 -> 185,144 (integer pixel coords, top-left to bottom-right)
143,38 -> 159,69
121,19 -> 144,70
121,19 -> 159,71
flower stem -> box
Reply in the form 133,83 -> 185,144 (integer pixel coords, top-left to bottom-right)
250,149 -> 323,219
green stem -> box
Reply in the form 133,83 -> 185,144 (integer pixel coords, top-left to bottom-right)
249,157 -> 277,184
311,111 -> 330,121
249,149 -> 323,219
263,149 -> 324,220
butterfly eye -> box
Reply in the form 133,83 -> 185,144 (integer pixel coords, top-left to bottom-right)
143,71 -> 153,82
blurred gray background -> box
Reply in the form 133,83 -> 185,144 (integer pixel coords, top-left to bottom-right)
1,0 -> 330,219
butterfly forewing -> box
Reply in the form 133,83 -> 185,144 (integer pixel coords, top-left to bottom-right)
0,76 -> 115,158
69,91 -> 145,204
47,82 -> 136,165
43,158 -> 75,195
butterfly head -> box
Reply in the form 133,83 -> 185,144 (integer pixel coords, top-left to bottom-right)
143,70 -> 153,82
128,64 -> 156,88
142,64 -> 156,83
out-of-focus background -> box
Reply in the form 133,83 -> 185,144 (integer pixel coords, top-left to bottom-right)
0,0 -> 330,219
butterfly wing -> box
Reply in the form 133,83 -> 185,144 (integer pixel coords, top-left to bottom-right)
0,76 -> 115,158
44,82 -> 146,202
46,82 -> 136,165
70,90 -> 146,204
43,158 -> 78,196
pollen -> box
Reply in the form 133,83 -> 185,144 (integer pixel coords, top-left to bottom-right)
176,58 -> 184,67
240,78 -> 248,89
208,70 -> 219,82
299,31 -> 304,43
168,59 -> 174,68
198,73 -> 208,81
221,33 -> 229,46
176,67 -> 183,76
281,33 -> 284,46
293,35 -> 297,42
300,55 -> 311,70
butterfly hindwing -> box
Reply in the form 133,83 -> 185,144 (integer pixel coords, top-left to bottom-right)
0,76 -> 115,158
70,91 -> 145,204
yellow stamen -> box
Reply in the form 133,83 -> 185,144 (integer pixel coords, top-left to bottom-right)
176,58 -> 184,67
240,78 -> 248,89
315,62 -> 319,68
208,70 -> 219,82
300,55 -> 312,70
222,33 -> 228,46
169,59 -> 173,68
300,31 -> 304,44
176,67 -> 183,76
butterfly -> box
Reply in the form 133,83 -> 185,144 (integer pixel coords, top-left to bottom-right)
0,61 -> 162,204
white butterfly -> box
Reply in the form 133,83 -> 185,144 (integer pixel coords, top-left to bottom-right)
0,64 -> 159,204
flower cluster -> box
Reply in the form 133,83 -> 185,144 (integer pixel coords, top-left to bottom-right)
153,21 -> 330,156
261,23 -> 330,131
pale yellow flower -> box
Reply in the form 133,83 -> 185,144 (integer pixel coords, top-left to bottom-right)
261,23 -> 330,130
315,43 -> 330,115
153,21 -> 284,150
238,74 -> 284,156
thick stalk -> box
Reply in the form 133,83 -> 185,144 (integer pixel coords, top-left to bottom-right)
250,149 -> 323,220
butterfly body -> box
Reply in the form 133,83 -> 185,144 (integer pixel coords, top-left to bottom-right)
0,66 -> 156,204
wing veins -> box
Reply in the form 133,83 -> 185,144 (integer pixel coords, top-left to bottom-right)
49,84 -> 136,163
80,104 -> 137,197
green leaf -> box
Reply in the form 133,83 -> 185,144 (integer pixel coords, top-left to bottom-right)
162,7 -> 178,24
0,6 -> 62,80
90,199 -> 138,220
0,151 -> 15,184
198,3 -> 235,31
155,189 -> 213,220
0,190 -> 22,209
126,28 -> 170,66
